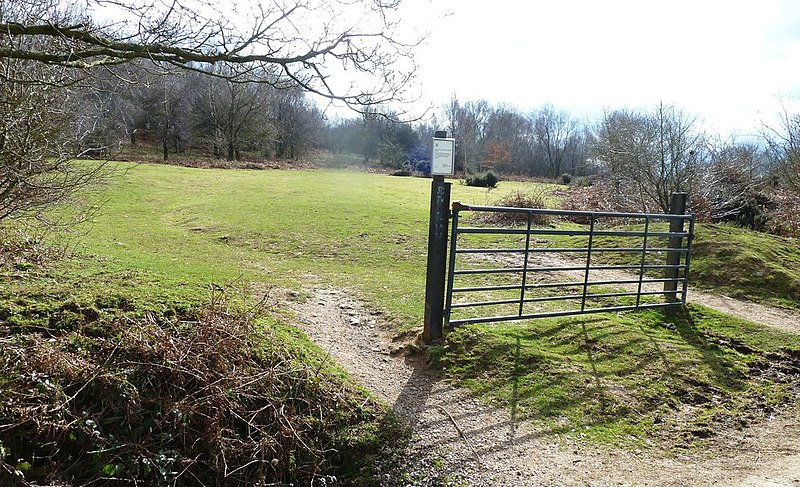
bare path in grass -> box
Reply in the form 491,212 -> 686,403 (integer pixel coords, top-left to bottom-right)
286,287 -> 800,487
686,289 -> 800,335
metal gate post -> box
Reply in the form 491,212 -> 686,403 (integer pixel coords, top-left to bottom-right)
664,192 -> 688,302
423,176 -> 452,342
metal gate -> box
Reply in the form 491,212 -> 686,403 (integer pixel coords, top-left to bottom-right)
444,199 -> 695,328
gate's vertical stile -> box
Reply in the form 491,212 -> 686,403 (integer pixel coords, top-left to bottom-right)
581,214 -> 596,312
681,216 -> 696,305
518,212 -> 533,317
636,216 -> 651,307
444,204 -> 461,328
664,192 -> 688,303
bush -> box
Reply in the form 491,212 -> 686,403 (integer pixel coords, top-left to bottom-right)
572,176 -> 593,187
560,173 -> 572,185
477,188 -> 551,226
0,300 -> 405,485
765,190 -> 800,238
463,171 -> 499,188
556,184 -> 629,223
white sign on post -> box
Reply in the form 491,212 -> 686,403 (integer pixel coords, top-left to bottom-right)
431,137 -> 455,176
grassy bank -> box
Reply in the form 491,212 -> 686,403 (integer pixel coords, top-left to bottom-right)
691,223 -> 800,309
0,238 -> 407,484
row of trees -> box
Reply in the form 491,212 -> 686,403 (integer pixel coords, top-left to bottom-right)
2,0 -> 799,236
0,0 -> 418,223
439,96 -> 591,177
84,65 -> 326,161
7,58 -> 800,233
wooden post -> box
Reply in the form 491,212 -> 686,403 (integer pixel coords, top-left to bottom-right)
664,192 -> 688,303
423,176 -> 451,342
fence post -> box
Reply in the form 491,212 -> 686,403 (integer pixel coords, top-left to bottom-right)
664,192 -> 688,302
423,176 -> 451,342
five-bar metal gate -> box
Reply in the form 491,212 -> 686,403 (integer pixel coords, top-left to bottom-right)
444,197 -> 695,328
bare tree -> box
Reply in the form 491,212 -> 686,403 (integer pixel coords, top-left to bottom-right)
270,88 -> 325,159
74,65 -> 144,154
0,51 -> 105,221
441,93 -> 464,170
192,71 -> 274,161
131,70 -> 196,160
0,0 -> 418,109
458,100 -> 490,173
531,105 -> 584,178
593,103 -> 707,212
762,103 -> 800,193
483,106 -> 531,173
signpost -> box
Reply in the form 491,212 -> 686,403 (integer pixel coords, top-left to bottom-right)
431,137 -> 455,176
423,131 -> 454,342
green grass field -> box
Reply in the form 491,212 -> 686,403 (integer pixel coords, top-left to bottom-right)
68,164 -> 542,330
5,163 -> 800,453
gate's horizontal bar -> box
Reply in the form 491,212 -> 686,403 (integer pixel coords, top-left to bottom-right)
454,267 -> 525,275
457,227 -> 691,238
453,202 -> 695,221
449,298 -> 526,308
456,248 -> 528,254
455,247 -> 689,254
525,264 -> 687,272
446,302 -> 681,327
452,264 -> 686,275
448,289 -> 673,309
524,277 -> 682,288
452,277 -> 685,293
452,284 -> 523,292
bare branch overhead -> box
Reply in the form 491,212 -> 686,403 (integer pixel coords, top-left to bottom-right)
0,0 -> 421,108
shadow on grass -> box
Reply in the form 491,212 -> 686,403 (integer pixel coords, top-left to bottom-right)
438,306 -> 758,440
665,306 -> 749,389
392,353 -> 440,425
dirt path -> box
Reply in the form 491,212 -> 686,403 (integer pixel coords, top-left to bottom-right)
286,287 -> 800,486
686,289 -> 800,335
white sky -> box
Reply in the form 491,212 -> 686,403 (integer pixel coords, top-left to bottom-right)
401,0 -> 800,137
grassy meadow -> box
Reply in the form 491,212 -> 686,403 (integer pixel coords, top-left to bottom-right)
3,161 -> 800,472
69,164 -> 537,330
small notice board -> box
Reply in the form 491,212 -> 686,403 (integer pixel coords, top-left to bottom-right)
431,137 -> 455,176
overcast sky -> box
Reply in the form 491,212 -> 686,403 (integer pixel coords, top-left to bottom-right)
401,0 -> 800,137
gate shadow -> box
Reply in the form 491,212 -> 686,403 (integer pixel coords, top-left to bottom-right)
391,353 -> 440,424
391,342 -> 556,458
